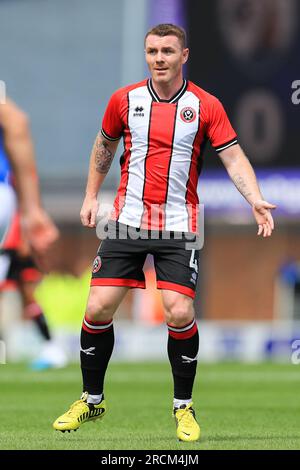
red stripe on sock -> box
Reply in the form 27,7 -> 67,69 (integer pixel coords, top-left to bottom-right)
82,322 -> 113,335
168,323 -> 198,340
84,315 -> 112,326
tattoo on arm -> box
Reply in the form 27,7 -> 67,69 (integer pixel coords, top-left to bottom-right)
232,173 -> 253,200
94,134 -> 113,174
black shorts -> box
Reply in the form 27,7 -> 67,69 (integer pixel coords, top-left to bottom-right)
0,249 -> 41,289
91,223 -> 199,299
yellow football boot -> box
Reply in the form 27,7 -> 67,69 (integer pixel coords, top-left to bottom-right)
173,403 -> 200,442
53,392 -> 106,432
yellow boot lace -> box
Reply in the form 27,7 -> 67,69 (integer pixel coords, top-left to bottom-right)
175,404 -> 195,430
66,399 -> 89,419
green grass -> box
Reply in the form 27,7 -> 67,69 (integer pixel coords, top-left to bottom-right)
0,362 -> 299,450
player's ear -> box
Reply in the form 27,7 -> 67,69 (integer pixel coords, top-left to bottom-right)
182,48 -> 189,64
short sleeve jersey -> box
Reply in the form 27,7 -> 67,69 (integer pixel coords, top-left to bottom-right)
101,79 -> 237,232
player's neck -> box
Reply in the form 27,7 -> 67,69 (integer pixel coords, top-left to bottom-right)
151,76 -> 184,101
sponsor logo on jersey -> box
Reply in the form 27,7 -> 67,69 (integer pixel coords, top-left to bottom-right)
180,107 -> 196,123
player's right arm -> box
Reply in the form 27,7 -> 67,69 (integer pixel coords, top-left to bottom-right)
81,88 -> 125,228
80,132 -> 119,228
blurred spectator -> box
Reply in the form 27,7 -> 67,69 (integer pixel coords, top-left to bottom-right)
0,98 -> 58,269
0,98 -> 65,367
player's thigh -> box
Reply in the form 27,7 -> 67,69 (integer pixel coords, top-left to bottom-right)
153,238 -> 199,301
86,285 -> 129,321
91,237 -> 147,288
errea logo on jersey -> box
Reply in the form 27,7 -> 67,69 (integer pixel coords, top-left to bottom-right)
133,106 -> 144,117
180,107 -> 196,123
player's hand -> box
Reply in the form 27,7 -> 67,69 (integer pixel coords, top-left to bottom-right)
252,199 -> 276,238
80,196 -> 99,228
21,208 -> 59,272
22,208 -> 59,251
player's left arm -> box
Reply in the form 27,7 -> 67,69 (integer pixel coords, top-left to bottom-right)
0,99 -> 59,266
219,144 -> 276,237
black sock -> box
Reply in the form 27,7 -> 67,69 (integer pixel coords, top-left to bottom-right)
33,314 -> 51,341
25,303 -> 51,341
80,314 -> 114,395
167,319 -> 199,400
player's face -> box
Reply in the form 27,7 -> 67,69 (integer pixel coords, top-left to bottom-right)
145,34 -> 189,86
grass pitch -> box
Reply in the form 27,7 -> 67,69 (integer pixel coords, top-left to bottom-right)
0,362 -> 299,450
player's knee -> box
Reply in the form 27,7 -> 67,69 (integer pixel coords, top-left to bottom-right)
164,299 -> 194,327
85,299 -> 115,322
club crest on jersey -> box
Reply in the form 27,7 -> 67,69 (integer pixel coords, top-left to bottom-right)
180,107 -> 196,123
92,256 -> 102,273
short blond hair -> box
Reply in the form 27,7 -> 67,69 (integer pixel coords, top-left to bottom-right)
145,23 -> 187,49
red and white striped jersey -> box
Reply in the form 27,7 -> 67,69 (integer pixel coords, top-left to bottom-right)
101,79 -> 237,233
